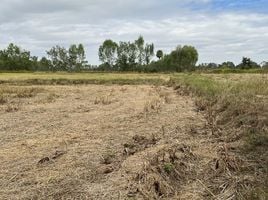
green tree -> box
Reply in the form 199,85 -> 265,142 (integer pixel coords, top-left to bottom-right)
38,57 -> 51,71
47,45 -> 69,71
31,56 -> 39,71
116,41 -> 138,71
68,44 -> 86,71
148,45 -> 199,72
135,36 -> 145,65
0,43 -> 33,70
170,45 -> 198,71
240,57 -> 251,69
47,44 -> 86,71
144,43 -> 154,65
98,40 -> 118,68
116,41 -> 129,71
68,44 -> 79,71
261,61 -> 268,68
128,42 -> 138,69
77,44 -> 87,71
156,50 -> 163,60
179,45 -> 198,70
237,57 -> 260,69
220,61 -> 235,68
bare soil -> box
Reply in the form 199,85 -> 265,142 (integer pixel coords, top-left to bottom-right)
0,85 -> 237,199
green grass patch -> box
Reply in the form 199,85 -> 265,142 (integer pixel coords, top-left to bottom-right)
0,72 -> 169,85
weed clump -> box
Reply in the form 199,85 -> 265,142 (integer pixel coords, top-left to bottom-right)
94,95 -> 112,105
163,163 -> 174,174
143,98 -> 162,113
5,104 -> 19,112
0,95 -> 7,104
101,152 -> 116,165
123,135 -> 158,156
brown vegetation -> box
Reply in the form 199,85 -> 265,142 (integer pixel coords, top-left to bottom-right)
0,73 -> 267,199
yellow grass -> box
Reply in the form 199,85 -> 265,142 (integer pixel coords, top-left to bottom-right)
0,72 -> 267,199
0,72 -> 169,81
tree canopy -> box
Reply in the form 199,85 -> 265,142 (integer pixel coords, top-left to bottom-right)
1,37 -> 264,72
98,40 -> 118,68
47,44 -> 87,71
0,43 -> 34,71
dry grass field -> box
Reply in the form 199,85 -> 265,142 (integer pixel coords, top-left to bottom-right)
0,73 -> 267,199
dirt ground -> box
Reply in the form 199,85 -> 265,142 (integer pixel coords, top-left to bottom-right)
0,84 -> 226,199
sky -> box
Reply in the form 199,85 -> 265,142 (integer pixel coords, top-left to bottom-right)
0,0 -> 268,65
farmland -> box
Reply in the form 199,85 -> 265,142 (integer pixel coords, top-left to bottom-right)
0,73 -> 267,199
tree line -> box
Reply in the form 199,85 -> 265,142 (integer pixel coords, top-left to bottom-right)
198,57 -> 265,70
98,36 -> 199,72
98,36 -> 155,71
0,43 -> 88,71
0,36 -> 267,72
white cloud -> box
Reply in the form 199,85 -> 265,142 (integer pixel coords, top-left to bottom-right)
0,0 -> 267,64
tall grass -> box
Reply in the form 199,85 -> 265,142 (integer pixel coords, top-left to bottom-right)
170,73 -> 268,198
171,73 -> 268,142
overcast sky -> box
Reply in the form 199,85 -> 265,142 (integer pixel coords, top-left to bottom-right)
0,0 -> 267,64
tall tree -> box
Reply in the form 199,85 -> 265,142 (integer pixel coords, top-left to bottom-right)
98,40 -> 118,68
38,57 -> 51,71
116,41 -> 130,71
170,45 -> 198,71
128,42 -> 138,68
144,43 -> 154,65
0,43 -> 33,70
68,44 -> 86,71
237,57 -> 259,69
180,45 -> 198,70
68,44 -> 78,70
135,36 -> 145,65
47,44 -> 86,71
77,44 -> 86,70
156,50 -> 163,60
47,45 -> 69,71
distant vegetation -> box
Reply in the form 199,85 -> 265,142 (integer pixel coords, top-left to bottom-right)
0,43 -> 87,72
0,36 -> 267,72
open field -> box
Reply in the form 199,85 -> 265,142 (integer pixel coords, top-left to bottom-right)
0,73 -> 267,199
0,72 -> 170,85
